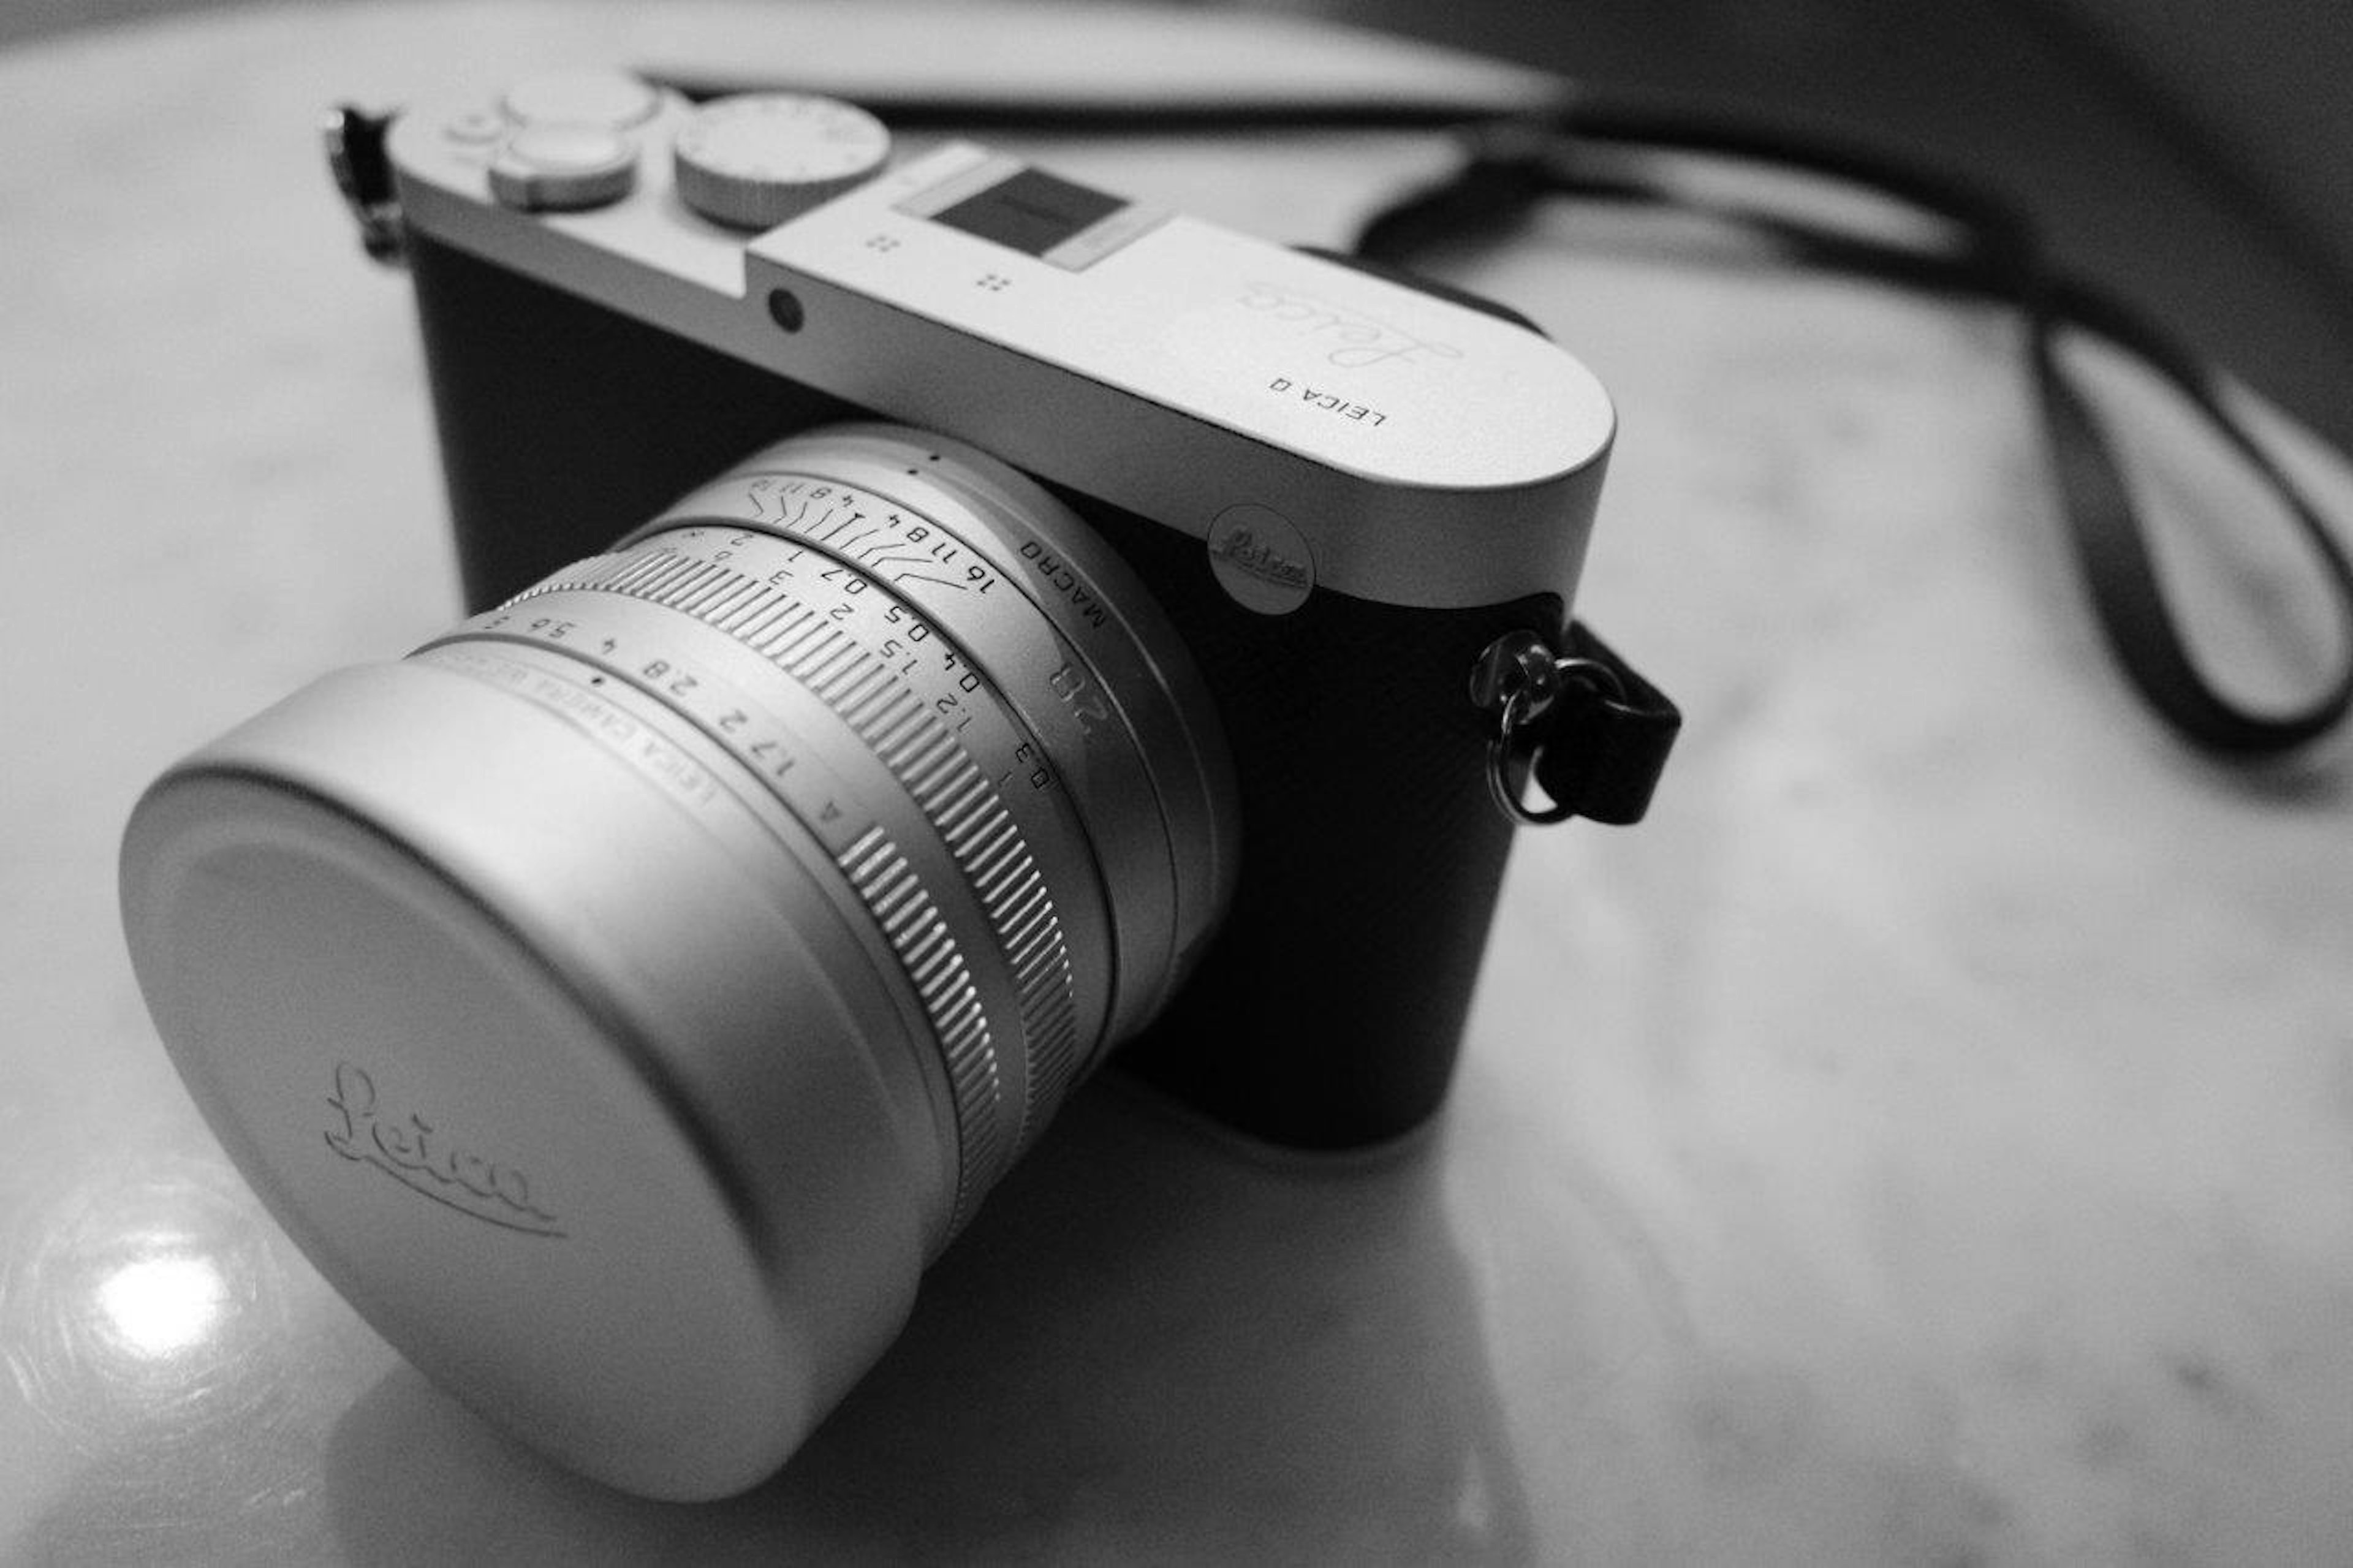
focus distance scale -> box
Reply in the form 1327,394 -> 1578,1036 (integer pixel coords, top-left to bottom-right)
448,517 -> 1092,1218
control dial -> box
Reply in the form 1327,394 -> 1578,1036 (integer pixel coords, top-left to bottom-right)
673,94 -> 891,230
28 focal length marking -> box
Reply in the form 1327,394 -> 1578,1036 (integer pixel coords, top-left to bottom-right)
455,526 -> 1104,1217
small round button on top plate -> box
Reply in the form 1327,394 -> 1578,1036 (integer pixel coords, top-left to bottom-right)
488,125 -> 640,212
673,94 -> 891,230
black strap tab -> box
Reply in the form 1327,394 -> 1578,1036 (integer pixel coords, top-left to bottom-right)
1484,621 -> 1680,827
1531,621 -> 1681,825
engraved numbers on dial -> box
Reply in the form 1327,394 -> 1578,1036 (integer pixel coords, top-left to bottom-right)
672,93 -> 891,230
460,602 -> 874,855
737,477 -> 1007,600
531,522 -> 1087,1162
648,523 -> 1053,800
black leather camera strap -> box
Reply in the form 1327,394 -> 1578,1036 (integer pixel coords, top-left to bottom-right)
2026,278 -> 2353,756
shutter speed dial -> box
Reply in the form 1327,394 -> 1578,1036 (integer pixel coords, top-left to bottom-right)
673,94 -> 892,230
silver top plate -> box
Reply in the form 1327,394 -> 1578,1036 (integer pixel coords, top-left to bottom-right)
386,84 -> 1615,608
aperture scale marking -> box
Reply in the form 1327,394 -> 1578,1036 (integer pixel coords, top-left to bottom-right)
423,615 -> 1009,1228
483,523 -> 1082,1208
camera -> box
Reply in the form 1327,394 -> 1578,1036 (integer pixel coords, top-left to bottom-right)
119,71 -> 1639,1498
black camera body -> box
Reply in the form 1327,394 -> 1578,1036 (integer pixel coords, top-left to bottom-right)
384,73 -> 1618,1151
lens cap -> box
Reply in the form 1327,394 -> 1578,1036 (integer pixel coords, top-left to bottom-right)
121,661 -> 943,1498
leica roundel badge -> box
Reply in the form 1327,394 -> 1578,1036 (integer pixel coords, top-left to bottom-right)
1205,504 -> 1314,615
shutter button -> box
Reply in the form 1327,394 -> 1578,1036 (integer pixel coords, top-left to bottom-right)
488,124 -> 640,212
486,69 -> 657,213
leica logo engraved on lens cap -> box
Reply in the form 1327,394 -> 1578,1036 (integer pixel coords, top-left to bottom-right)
323,1061 -> 566,1237
1206,504 -> 1313,615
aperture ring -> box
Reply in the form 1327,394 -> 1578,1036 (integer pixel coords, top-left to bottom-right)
509,542 -> 1080,1218
426,617 -> 1008,1232
834,824 -> 1005,1218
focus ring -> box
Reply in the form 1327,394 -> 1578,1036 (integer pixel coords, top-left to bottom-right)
517,542 -> 1080,1210
555,546 -> 1080,1143
835,824 -> 1004,1218
455,600 -> 1009,1228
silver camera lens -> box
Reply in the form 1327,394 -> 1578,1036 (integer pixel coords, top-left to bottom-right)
118,424 -> 1237,1499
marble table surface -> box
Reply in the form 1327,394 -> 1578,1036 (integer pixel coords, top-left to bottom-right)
5,3 -> 2352,1562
